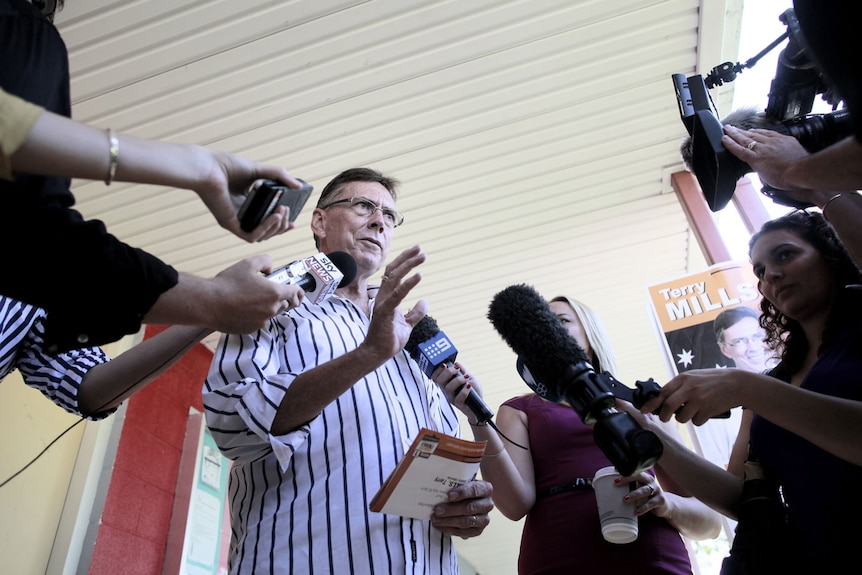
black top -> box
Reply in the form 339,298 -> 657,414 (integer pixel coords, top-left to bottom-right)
0,0 -> 178,352
794,0 -> 862,140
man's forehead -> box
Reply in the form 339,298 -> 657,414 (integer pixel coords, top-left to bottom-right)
336,181 -> 395,203
725,317 -> 762,334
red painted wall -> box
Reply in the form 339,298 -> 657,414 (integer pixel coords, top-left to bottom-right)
88,325 -> 213,575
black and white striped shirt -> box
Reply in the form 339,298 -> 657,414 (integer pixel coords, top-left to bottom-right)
0,296 -> 109,418
203,291 -> 463,575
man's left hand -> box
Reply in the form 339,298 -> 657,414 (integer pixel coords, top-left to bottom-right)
431,480 -> 494,539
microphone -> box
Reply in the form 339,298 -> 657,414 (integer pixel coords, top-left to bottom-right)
487,283 -> 663,476
515,357 -> 665,413
267,251 -> 357,304
405,315 -> 495,425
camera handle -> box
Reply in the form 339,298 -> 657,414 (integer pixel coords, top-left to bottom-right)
554,364 -> 664,477
705,29 -> 789,89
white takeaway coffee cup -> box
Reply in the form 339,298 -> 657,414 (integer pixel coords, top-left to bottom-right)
592,465 -> 638,544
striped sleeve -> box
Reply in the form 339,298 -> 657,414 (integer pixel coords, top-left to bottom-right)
202,318 -> 310,466
3,299 -> 111,419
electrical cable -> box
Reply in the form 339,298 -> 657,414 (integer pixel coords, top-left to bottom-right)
0,328 -> 207,489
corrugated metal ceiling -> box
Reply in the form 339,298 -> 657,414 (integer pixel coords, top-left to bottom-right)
54,1 -> 745,572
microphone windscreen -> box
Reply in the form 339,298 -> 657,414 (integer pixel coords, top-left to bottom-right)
487,284 -> 591,385
721,106 -> 769,130
327,251 -> 357,288
405,314 -> 441,356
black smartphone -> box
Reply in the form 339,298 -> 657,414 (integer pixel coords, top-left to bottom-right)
238,179 -> 314,232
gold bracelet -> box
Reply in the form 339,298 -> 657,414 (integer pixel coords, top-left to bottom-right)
104,128 -> 119,185
820,193 -> 844,222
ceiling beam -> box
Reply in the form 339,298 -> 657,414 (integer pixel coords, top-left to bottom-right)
671,170 -> 731,266
730,177 -> 772,234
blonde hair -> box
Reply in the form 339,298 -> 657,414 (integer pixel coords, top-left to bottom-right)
550,296 -> 618,374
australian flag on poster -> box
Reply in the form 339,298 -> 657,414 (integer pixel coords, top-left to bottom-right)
664,322 -> 730,373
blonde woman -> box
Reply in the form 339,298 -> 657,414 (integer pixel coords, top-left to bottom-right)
433,295 -> 720,574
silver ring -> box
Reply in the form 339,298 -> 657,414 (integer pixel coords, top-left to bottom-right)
470,515 -> 477,528
648,484 -> 657,498
746,140 -> 757,150
381,275 -> 389,282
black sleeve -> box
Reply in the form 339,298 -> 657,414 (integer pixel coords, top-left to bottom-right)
0,203 -> 179,352
793,0 -> 862,140
0,0 -> 179,352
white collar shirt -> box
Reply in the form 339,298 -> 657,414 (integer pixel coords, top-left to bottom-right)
203,289 -> 464,575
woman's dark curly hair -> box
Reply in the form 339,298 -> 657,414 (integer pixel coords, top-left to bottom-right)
748,210 -> 862,378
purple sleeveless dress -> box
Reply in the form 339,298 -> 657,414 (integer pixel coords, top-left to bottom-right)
504,394 -> 693,574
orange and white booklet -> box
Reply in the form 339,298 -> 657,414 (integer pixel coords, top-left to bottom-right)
370,428 -> 487,520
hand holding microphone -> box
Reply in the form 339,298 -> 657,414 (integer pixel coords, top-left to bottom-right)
433,363 -> 488,423
405,314 -> 494,425
266,251 -> 357,304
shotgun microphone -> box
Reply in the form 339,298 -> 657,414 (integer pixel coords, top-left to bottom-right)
488,283 -> 663,476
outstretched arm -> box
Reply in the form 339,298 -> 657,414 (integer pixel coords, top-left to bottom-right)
77,325 -> 213,416
724,126 -> 862,196
640,368 -> 862,468
639,419 -> 722,539
633,407 -> 743,520
79,260 -> 306,416
6,92 -> 300,242
143,255 -> 305,336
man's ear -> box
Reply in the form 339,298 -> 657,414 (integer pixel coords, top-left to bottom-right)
311,207 -> 327,241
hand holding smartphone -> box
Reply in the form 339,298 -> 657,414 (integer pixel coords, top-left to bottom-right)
238,179 -> 314,232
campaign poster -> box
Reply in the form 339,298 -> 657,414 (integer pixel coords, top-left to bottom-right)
647,260 -> 780,548
647,261 -> 764,374
646,260 -> 781,470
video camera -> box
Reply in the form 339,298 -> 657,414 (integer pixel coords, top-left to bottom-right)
673,8 -> 851,212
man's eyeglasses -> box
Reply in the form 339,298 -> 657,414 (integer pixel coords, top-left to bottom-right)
722,332 -> 766,349
320,196 -> 404,228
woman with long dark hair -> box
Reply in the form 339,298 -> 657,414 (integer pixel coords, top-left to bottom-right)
642,209 -> 862,574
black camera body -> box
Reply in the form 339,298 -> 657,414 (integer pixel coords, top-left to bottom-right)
513,340 -> 665,475
673,8 -> 851,212
549,363 -> 664,477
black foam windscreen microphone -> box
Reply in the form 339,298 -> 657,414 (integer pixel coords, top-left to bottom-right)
488,283 -> 663,476
487,284 -> 593,391
405,315 -> 495,425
